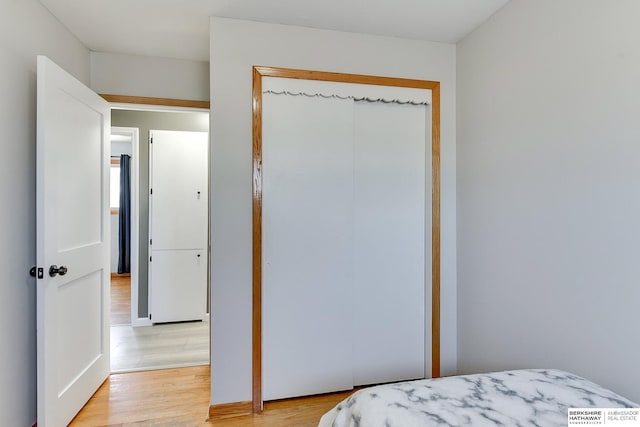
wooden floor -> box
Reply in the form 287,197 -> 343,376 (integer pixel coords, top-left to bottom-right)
111,274 -> 131,325
111,319 -> 209,372
214,391 -> 353,427
109,274 -> 209,372
71,366 -> 353,426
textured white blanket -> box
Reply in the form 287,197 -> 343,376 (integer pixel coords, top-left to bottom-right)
318,369 -> 638,427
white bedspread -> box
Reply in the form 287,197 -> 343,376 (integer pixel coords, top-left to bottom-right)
318,369 -> 638,427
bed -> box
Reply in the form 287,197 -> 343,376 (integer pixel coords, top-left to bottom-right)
318,369 -> 638,427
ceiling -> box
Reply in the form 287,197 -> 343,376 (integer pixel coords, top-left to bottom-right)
39,0 -> 510,62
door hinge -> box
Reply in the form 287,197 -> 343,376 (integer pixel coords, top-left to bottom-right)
150,256 -> 152,262
29,267 -> 44,279
149,313 -> 152,320
150,188 -> 153,195
150,238 -> 152,245
150,136 -> 153,144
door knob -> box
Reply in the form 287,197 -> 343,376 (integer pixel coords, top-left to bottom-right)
49,265 -> 68,277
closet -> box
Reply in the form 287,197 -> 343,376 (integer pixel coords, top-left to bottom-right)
149,130 -> 208,323
261,77 -> 432,400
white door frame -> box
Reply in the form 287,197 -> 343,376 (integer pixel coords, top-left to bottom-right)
111,126 -> 145,327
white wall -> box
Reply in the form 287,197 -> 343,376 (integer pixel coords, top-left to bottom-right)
111,140 -> 133,156
90,52 -> 209,101
457,0 -> 640,403
0,1 -> 90,425
210,17 -> 457,404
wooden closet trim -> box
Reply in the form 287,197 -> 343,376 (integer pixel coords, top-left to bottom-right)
252,66 -> 441,414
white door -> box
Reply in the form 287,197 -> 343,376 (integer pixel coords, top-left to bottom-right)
352,101 -> 429,385
261,78 -> 432,401
262,94 -> 355,400
149,130 -> 208,322
36,56 -> 111,426
149,250 -> 207,323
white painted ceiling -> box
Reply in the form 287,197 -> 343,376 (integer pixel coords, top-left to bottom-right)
39,0 -> 510,62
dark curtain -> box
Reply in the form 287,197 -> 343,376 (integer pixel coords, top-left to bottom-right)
118,154 -> 131,274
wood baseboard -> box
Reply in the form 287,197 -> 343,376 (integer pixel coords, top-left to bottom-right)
208,401 -> 253,420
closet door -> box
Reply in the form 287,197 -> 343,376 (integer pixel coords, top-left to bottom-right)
352,102 -> 429,385
149,130 -> 208,323
149,130 -> 208,251
262,94 -> 354,400
149,250 -> 207,323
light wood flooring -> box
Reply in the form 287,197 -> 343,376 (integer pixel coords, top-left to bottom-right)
111,319 -> 210,372
71,366 -> 354,426
111,274 -> 131,325
109,274 -> 209,372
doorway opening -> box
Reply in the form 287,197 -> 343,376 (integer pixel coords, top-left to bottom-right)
106,98 -> 211,374
110,126 -> 138,328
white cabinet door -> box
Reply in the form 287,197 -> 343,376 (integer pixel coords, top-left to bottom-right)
352,102 -> 429,385
150,130 -> 208,250
36,56 -> 111,426
262,94 -> 355,400
150,250 -> 207,323
149,130 -> 208,322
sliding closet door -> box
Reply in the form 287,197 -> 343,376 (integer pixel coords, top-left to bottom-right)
262,94 -> 354,400
352,102 -> 430,385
